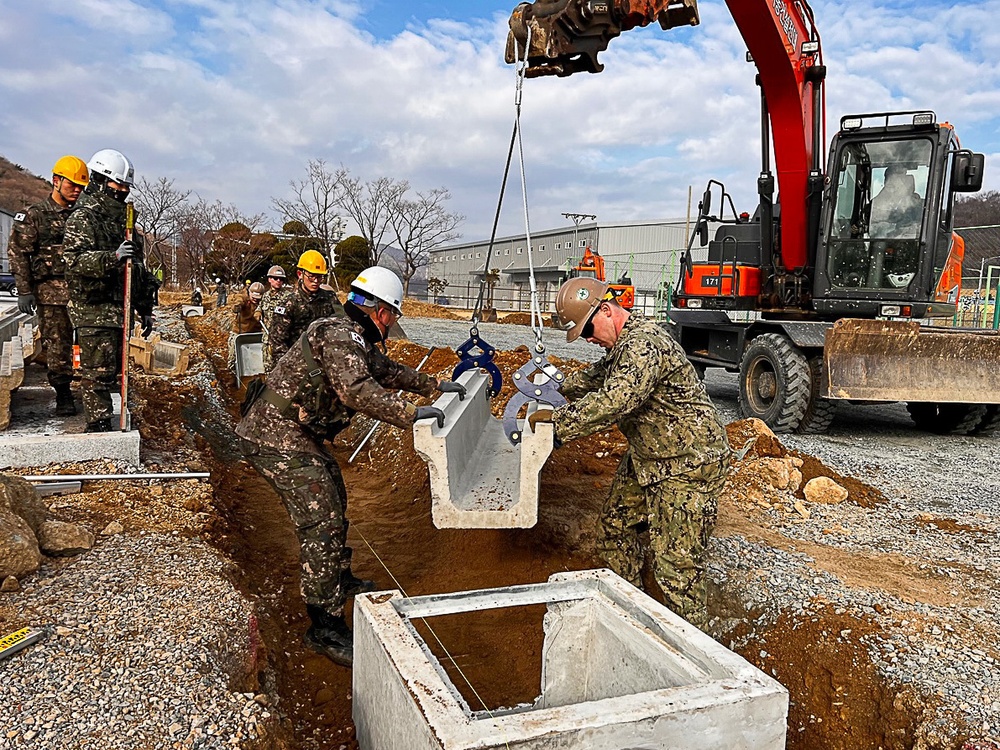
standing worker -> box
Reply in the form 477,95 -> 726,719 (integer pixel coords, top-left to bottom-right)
529,278 -> 731,629
227,281 -> 264,373
264,250 -> 342,371
63,149 -> 158,433
258,265 -> 292,371
237,266 -> 466,666
7,155 -> 90,416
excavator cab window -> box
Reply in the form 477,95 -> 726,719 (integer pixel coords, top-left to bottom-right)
827,138 -> 932,291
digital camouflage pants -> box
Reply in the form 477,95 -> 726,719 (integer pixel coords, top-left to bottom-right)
242,442 -> 353,616
597,451 -> 729,629
77,326 -> 122,424
37,304 -> 73,388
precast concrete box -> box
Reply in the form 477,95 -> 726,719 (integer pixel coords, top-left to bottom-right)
353,568 -> 788,750
413,369 -> 554,529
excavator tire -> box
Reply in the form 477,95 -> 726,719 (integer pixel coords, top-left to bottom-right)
906,402 -> 988,435
969,404 -> 1000,436
738,333 -> 810,433
796,355 -> 838,434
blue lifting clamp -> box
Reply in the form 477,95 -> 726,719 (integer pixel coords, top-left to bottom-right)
452,326 -> 504,397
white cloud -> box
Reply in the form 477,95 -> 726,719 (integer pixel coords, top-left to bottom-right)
0,0 -> 997,242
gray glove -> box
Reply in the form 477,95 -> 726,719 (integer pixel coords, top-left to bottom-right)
115,241 -> 135,263
437,380 -> 467,400
414,405 -> 446,428
17,293 -> 36,315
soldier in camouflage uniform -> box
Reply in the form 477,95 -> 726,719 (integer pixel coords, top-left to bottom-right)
530,277 -> 731,629
63,149 -> 159,433
237,266 -> 466,667
7,155 -> 91,415
264,250 -> 342,371
257,264 -> 292,371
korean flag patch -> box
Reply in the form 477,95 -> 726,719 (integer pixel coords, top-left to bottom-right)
274,305 -> 286,315
349,331 -> 366,348
14,212 -> 25,222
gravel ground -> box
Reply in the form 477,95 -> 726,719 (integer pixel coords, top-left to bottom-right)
405,316 -> 1000,745
0,534 -> 274,749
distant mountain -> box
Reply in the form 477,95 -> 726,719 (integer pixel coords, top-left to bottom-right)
0,155 -> 51,214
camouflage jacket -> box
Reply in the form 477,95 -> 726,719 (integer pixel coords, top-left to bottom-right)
267,283 -> 343,365
554,313 -> 731,486
237,313 -> 438,456
63,191 -> 158,328
7,196 -> 74,305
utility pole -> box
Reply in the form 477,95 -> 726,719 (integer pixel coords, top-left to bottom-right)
561,212 -> 597,256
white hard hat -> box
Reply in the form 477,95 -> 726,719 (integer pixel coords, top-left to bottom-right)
88,149 -> 135,186
350,266 -> 404,315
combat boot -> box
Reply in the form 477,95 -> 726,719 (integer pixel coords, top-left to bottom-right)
304,604 -> 353,667
54,384 -> 77,416
342,570 -> 377,597
84,419 -> 113,433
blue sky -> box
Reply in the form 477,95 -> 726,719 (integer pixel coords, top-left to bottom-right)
0,0 -> 998,241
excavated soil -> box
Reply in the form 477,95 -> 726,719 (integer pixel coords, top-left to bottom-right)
30,307 -> 980,749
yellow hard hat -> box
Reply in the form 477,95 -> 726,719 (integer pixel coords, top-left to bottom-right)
297,250 -> 328,275
52,155 -> 90,186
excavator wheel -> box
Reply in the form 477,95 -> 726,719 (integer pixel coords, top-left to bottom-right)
795,355 -> 837,434
969,404 -> 1000,436
738,333 -> 810,433
906,402 -> 988,435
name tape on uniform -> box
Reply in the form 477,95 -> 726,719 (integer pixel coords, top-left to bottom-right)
0,627 -> 45,662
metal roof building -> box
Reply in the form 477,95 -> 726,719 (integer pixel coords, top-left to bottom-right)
0,207 -> 14,273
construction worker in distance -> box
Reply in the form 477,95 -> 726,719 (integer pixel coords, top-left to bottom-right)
7,155 -> 90,416
263,250 -> 342,371
227,281 -> 265,373
528,277 -> 732,630
236,266 -> 467,667
63,149 -> 159,433
257,264 -> 292,371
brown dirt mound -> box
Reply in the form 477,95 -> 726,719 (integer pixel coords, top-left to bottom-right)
498,311 -> 558,328
400,298 -> 465,319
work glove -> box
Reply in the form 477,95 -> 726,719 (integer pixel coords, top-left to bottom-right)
115,241 -> 136,263
437,380 -> 467,400
17,293 -> 36,315
527,408 -> 554,431
414,405 -> 446,428
141,314 -> 154,336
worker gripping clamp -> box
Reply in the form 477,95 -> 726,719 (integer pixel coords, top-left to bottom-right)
453,327 -> 504,398
502,345 -> 567,445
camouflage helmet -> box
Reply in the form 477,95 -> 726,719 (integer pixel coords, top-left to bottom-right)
555,277 -> 610,342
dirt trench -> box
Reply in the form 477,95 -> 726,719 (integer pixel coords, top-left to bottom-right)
167,308 -> 960,750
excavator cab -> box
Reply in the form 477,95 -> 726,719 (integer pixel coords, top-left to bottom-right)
813,112 -> 985,320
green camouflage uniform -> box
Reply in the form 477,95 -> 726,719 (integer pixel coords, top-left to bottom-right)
553,313 -> 731,628
7,196 -> 74,388
237,308 -> 437,616
258,284 -> 294,371
264,283 -> 342,371
63,191 -> 159,426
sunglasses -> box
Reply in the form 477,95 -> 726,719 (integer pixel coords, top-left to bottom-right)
581,313 -> 596,339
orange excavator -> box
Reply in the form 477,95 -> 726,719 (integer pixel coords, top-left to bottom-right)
506,0 -> 1000,436
570,246 -> 635,309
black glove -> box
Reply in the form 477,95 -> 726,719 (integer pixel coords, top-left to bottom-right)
115,241 -> 135,263
437,380 -> 467,400
141,314 -> 154,336
414,405 -> 446,428
17,293 -> 36,315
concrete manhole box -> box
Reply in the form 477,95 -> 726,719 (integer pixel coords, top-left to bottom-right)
353,568 -> 788,750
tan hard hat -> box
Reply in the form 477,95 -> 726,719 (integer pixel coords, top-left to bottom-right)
266,265 -> 286,279
555,277 -> 610,342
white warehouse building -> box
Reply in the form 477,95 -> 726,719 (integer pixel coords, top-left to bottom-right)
427,218 -> 708,315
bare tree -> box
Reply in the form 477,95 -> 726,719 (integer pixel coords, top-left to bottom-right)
390,188 -> 463,296
173,199 -> 265,289
339,174 -> 409,265
132,176 -> 191,286
271,159 -> 347,267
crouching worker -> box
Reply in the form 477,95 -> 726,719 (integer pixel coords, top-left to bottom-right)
529,278 -> 731,630
236,266 -> 467,666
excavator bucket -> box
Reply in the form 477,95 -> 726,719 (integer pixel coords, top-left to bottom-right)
413,369 -> 555,529
506,0 -> 699,78
824,318 -> 1000,403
